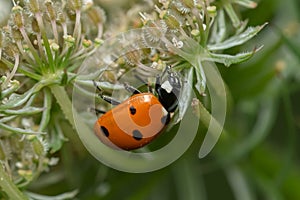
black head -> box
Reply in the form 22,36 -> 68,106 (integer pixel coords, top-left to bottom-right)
155,67 -> 181,113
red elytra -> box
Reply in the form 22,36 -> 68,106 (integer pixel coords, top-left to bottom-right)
94,93 -> 170,150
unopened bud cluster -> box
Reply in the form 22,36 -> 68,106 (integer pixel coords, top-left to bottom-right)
0,0 -> 107,188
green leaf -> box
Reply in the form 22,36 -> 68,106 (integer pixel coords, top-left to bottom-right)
25,190 -> 78,200
75,79 -> 124,91
204,46 -> 263,67
0,79 -> 20,100
234,0 -> 258,8
48,121 -> 68,153
0,122 -> 44,135
223,2 -> 241,28
1,107 -> 44,115
39,88 -> 52,132
210,9 -> 227,44
225,165 -> 254,200
0,164 -> 28,200
208,23 -> 267,51
0,80 -> 51,111
0,116 -> 16,123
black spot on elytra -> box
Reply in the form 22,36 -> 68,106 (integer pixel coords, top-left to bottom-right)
100,126 -> 109,137
161,113 -> 170,125
129,106 -> 136,115
132,130 -> 143,141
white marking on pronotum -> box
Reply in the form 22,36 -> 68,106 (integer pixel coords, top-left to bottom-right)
161,81 -> 173,93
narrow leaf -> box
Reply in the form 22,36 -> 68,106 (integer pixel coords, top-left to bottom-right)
49,121 -> 68,153
0,122 -> 44,135
1,107 -> 44,115
204,46 -> 263,67
0,116 -> 16,123
208,23 -> 267,51
0,79 -> 20,100
225,165 -> 254,200
0,80 -> 50,111
26,190 -> 78,200
39,88 -> 52,132
210,9 -> 227,44
224,3 -> 241,28
234,0 -> 257,8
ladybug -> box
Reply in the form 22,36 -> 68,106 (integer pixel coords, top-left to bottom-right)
93,67 -> 181,150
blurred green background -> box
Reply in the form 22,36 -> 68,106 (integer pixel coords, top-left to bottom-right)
1,0 -> 300,199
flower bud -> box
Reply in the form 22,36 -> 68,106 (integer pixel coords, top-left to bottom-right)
18,169 -> 33,181
207,6 -> 217,18
196,3 -> 202,10
180,0 -> 195,8
124,50 -> 141,66
69,0 -> 82,10
82,0 -> 93,11
88,7 -> 106,25
58,12 -> 66,24
5,44 -> 19,57
12,6 -> 24,28
45,0 -> 56,21
11,27 -> 23,41
94,38 -> 104,46
82,39 -> 92,48
23,44 -> 30,52
64,35 -> 75,46
163,14 -> 181,31
28,0 -> 40,14
31,18 -> 40,33
191,29 -> 200,37
50,42 -> 60,51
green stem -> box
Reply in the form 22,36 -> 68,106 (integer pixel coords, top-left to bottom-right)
49,85 -> 89,154
0,166 -> 28,200
197,100 -> 227,138
49,85 -> 76,129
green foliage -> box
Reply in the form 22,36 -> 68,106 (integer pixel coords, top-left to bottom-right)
0,0 -> 299,199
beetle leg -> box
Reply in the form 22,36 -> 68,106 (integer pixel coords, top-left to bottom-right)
133,74 -> 153,93
123,82 -> 141,95
90,108 -> 106,116
100,96 -> 121,105
93,80 -> 121,105
155,74 -> 161,93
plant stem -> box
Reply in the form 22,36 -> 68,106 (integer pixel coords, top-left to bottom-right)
49,85 -> 89,154
197,100 -> 226,138
0,165 -> 28,200
50,85 -> 76,129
